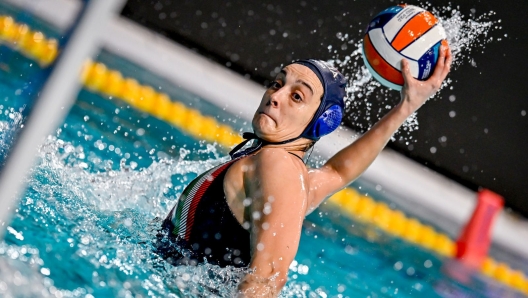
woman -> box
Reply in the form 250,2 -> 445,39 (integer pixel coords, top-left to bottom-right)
157,47 -> 452,296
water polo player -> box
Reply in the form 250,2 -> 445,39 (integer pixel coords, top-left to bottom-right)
157,47 -> 452,296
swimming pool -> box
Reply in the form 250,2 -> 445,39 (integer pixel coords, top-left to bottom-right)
1,5 -> 527,298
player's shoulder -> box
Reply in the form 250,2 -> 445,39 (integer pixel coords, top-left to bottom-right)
248,148 -> 310,199
239,148 -> 307,184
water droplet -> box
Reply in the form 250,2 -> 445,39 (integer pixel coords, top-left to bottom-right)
406,267 -> 415,276
424,260 -> 433,268
394,261 -> 403,271
40,268 -> 50,276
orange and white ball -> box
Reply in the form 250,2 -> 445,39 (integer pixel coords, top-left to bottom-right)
362,5 -> 448,90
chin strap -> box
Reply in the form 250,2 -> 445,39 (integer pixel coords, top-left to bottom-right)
229,132 -> 303,159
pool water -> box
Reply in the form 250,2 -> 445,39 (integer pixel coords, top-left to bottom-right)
1,49 -> 524,298
0,5 -> 525,298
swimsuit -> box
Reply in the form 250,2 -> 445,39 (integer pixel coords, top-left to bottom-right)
156,139 -> 305,268
158,157 -> 251,268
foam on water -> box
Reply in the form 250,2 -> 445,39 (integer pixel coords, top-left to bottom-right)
2,133 -> 241,296
36,136 -> 226,217
0,123 -> 321,297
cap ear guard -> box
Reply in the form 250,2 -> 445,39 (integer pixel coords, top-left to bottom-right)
294,59 -> 347,141
304,105 -> 343,140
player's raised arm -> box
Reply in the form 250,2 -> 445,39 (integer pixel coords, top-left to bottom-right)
308,46 -> 452,207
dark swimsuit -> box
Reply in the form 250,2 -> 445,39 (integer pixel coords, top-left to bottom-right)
156,133 -> 305,268
158,157 -> 251,268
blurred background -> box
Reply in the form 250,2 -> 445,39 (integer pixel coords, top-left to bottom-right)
122,0 -> 528,217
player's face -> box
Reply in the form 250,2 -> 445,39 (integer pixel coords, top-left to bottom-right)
252,64 -> 323,142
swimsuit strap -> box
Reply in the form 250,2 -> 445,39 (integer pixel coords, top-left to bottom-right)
228,132 -> 263,159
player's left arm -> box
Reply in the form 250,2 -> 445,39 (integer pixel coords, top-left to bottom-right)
307,45 -> 453,208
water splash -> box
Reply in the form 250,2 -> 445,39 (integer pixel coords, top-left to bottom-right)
430,4 -> 497,67
0,108 -> 24,164
0,112 -> 344,297
35,136 -> 227,217
0,132 -> 243,296
328,6 -> 498,137
0,244 -> 54,297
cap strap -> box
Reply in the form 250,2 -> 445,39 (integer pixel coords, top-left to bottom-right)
229,132 -> 304,159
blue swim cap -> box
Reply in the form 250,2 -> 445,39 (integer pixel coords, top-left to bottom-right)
293,59 -> 347,140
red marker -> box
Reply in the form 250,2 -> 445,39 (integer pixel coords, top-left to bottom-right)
455,189 -> 504,269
